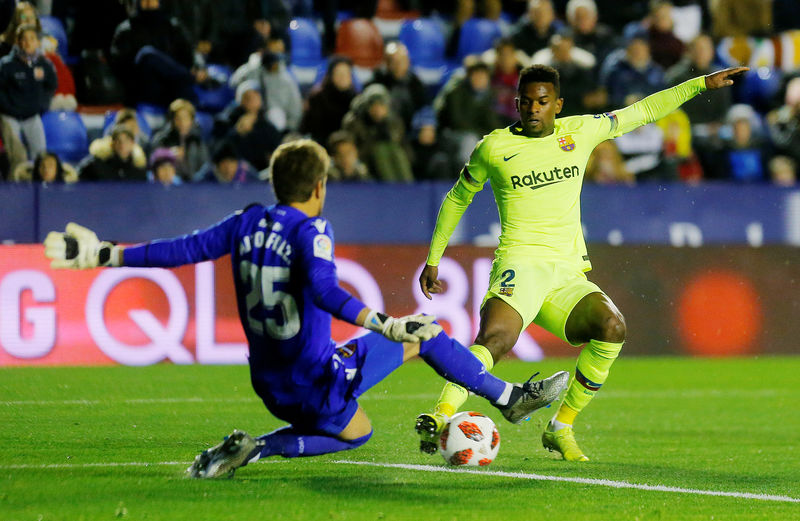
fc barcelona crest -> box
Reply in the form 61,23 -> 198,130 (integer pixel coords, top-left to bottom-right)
558,135 -> 576,151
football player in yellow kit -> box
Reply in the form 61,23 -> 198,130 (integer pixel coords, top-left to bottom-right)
416,63 -> 748,461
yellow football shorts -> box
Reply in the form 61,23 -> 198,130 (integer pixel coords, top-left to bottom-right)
481,255 -> 603,346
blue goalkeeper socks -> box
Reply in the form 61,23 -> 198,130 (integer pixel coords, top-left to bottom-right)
418,331 -> 509,404
251,427 -> 372,460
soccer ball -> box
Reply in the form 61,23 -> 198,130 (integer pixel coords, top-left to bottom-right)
438,411 -> 500,466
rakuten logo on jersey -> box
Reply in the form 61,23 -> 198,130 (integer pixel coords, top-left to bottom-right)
510,165 -> 581,190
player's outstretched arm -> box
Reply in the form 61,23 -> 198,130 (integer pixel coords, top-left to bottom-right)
358,308 -> 442,343
44,223 -> 122,269
609,66 -> 749,137
704,66 -> 749,90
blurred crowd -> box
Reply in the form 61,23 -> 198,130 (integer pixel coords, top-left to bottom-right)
0,0 -> 799,186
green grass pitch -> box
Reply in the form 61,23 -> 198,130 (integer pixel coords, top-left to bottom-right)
2,357 -> 798,521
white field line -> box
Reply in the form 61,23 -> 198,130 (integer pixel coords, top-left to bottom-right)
2,459 -> 797,504
0,388 -> 790,407
335,461 -> 800,504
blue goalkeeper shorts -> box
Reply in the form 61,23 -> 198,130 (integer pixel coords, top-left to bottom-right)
256,332 -> 404,436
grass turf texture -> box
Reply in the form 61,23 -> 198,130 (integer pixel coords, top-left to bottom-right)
1,357 -> 798,521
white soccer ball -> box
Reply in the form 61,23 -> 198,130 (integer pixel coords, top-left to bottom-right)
438,411 -> 500,467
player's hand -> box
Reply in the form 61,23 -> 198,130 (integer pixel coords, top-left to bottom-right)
365,311 -> 442,343
419,264 -> 443,300
44,222 -> 120,269
704,67 -> 749,90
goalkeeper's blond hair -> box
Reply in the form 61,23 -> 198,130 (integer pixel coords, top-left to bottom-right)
269,139 -> 330,204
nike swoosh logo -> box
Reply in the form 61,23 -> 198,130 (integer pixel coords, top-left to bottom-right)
529,180 -> 567,190
503,153 -> 520,161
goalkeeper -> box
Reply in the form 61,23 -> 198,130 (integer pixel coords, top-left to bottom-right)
416,64 -> 747,461
45,139 -> 569,478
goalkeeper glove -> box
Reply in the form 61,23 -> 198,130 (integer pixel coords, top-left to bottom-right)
44,222 -> 122,269
364,311 -> 442,343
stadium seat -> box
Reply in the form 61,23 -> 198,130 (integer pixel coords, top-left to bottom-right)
335,18 -> 384,68
193,84 -> 235,113
42,110 -> 89,164
456,18 -> 502,61
206,64 -> 233,85
194,111 -> 214,142
136,103 -> 166,133
735,67 -> 782,112
39,15 -> 68,59
399,18 -> 446,68
289,18 -> 324,67
102,110 -> 152,139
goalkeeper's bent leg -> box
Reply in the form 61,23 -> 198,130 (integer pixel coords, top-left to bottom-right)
433,344 -> 495,418
251,427 -> 372,461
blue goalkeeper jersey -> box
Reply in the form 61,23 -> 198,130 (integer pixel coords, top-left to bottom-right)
122,204 -> 367,406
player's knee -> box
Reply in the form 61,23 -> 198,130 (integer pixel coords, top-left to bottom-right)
346,429 -> 372,449
593,310 -> 626,343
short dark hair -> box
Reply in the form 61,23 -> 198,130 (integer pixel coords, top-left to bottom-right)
110,125 -> 134,142
517,64 -> 560,96
212,141 -> 239,163
327,130 -> 356,152
270,139 -> 329,204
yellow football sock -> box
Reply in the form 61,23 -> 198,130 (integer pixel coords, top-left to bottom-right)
559,339 -> 623,423
433,344 -> 494,418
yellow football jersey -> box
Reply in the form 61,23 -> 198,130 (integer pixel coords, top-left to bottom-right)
462,113 -> 624,270
425,76 -> 707,271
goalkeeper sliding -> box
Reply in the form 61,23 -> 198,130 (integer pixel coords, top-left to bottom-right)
44,139 -> 569,478
416,64 -> 748,461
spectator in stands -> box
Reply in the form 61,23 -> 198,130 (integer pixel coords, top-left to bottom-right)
11,150 -> 76,184
532,30 -> 598,117
720,104 -> 768,183
206,2 -> 290,67
151,99 -> 209,181
666,33 -> 731,178
300,56 -> 357,147
90,109 -> 148,171
78,126 -> 147,181
193,141 -> 259,184
229,35 -> 302,133
766,77 -> 800,166
147,147 -> 181,186
565,0 -> 616,71
666,34 -> 731,127
444,0 -> 477,60
160,0 -> 216,58
635,1 -> 684,70
585,140 -> 634,184
367,42 -> 427,132
214,80 -> 282,172
486,37 -> 525,125
0,25 -> 56,159
0,115 -> 27,181
655,106 -> 701,182
510,0 -> 564,58
434,58 -> 500,164
600,33 -> 665,108
342,83 -> 413,183
614,95 -> 674,181
769,155 -> 796,186
711,0 -> 772,39
409,106 -> 459,181
0,1 -> 76,111
327,130 -> 371,182
109,0 -> 201,106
